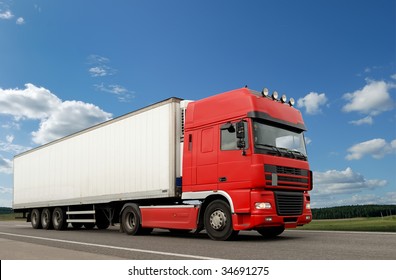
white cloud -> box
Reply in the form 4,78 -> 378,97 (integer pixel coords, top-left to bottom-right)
87,54 -> 110,65
87,55 -> 116,77
94,83 -> 134,102
346,138 -> 396,160
0,83 -> 60,120
0,10 -> 13,19
0,186 -> 12,207
6,135 -> 14,143
16,17 -> 24,25
32,100 -> 112,144
349,116 -> 373,126
312,192 -> 396,208
0,186 -> 12,194
297,92 -> 328,115
0,134 -> 30,154
311,167 -> 388,207
89,66 -> 110,77
0,155 -> 12,174
342,80 -> 394,116
0,83 -> 112,145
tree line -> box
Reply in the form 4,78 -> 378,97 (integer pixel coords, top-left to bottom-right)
0,207 -> 13,214
312,205 -> 396,219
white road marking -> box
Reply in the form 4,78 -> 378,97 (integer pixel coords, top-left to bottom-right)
0,231 -> 221,260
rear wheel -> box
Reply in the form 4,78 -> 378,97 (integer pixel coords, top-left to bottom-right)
257,226 -> 285,238
204,200 -> 239,241
31,209 -> 42,229
41,208 -> 53,230
52,207 -> 68,230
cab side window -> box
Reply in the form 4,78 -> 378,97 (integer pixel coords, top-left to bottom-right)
220,122 -> 248,150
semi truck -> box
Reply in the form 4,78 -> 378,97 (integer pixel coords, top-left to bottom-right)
13,87 -> 313,241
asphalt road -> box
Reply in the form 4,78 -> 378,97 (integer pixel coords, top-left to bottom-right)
0,220 -> 395,260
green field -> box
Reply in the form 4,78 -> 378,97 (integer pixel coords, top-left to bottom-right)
0,213 -> 24,221
297,216 -> 396,232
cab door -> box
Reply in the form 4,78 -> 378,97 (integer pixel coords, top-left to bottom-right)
217,121 -> 252,211
195,126 -> 218,191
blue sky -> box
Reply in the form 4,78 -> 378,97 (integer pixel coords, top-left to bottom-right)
0,0 -> 395,208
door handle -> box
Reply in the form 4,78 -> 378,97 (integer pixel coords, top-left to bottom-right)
219,177 -> 227,182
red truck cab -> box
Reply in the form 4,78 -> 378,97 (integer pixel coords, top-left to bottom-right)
181,87 -> 312,240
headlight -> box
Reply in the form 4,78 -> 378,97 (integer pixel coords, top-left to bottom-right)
306,203 -> 311,209
255,202 -> 272,209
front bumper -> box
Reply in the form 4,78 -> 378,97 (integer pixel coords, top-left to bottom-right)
232,190 -> 312,231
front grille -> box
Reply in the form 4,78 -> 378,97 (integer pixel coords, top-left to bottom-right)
274,191 -> 303,216
265,164 -> 310,189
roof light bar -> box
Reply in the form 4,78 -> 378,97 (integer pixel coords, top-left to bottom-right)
261,88 -> 269,97
272,91 -> 278,100
289,97 -> 295,107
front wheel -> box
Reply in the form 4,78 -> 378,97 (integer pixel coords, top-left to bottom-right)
121,205 -> 142,235
204,200 -> 239,241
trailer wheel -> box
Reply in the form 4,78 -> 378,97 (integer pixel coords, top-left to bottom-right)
41,208 -> 53,230
31,209 -> 42,229
204,200 -> 239,241
121,205 -> 142,235
257,226 -> 285,238
52,207 -> 67,230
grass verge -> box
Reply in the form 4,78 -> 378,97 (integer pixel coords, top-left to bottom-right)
0,213 -> 24,221
297,216 -> 396,232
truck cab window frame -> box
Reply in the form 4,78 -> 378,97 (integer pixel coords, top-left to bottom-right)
220,121 -> 249,151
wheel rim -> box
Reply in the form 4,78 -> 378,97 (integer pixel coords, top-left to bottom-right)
54,211 -> 61,227
42,211 -> 49,225
32,211 -> 39,225
125,212 -> 136,230
209,209 -> 227,230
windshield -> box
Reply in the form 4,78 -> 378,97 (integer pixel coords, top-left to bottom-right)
252,119 -> 307,160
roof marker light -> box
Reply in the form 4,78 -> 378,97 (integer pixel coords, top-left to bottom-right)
261,88 -> 269,97
289,98 -> 295,107
272,91 -> 278,100
281,94 -> 287,103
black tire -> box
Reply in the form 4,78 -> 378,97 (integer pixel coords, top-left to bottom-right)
204,200 -> 239,241
257,226 -> 285,238
41,208 -> 53,230
121,205 -> 143,235
31,209 -> 42,229
52,207 -> 68,230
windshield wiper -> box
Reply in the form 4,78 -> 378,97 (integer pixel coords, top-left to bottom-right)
256,144 -> 307,160
255,144 -> 282,156
290,149 -> 307,160
279,147 -> 307,160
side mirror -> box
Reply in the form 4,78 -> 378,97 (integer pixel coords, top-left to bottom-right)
236,121 -> 245,140
236,121 -> 246,154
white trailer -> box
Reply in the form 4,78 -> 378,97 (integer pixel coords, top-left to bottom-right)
13,98 -> 186,230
